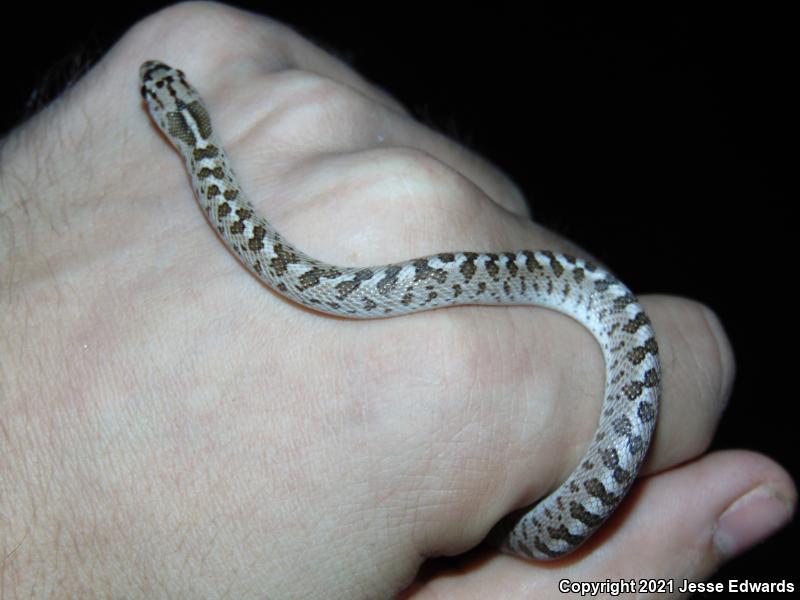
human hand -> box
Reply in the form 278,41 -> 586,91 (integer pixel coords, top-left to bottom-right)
1,3 -> 794,598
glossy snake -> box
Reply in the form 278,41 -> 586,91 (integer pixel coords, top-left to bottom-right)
139,60 -> 660,560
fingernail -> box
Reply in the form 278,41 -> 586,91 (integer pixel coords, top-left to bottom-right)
714,486 -> 793,559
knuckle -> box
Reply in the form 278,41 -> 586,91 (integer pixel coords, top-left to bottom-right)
695,301 -> 736,406
382,149 -> 486,252
287,145 -> 488,262
255,69 -> 373,143
369,146 -> 476,204
358,146 -> 487,227
133,3 -> 239,46
667,297 -> 735,444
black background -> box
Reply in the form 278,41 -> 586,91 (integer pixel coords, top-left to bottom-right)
2,2 -> 794,593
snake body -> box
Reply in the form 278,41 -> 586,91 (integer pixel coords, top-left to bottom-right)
139,60 -> 660,560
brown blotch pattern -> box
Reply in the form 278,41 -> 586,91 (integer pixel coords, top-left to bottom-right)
622,380 -> 644,400
541,250 -> 564,277
623,311 -> 650,333
504,252 -> 519,277
523,250 -> 541,272
595,278 -> 613,292
192,145 -> 219,161
335,269 -> 375,300
231,208 -> 253,234
459,252 -> 479,282
628,434 -> 645,455
198,166 -> 225,180
612,416 -> 632,437
270,243 -> 299,276
612,467 -> 631,485
485,254 -> 500,281
413,259 -> 447,284
206,184 -> 220,200
547,524 -> 585,547
613,293 -> 636,311
247,225 -> 266,251
600,448 -> 619,470
166,112 -> 196,147
626,337 -> 658,365
217,202 -> 231,220
532,538 -> 561,559
376,265 -> 401,295
584,478 -> 617,506
638,400 -> 656,423
643,368 -> 660,388
298,266 -> 342,290
186,100 -> 213,139
569,501 -> 603,528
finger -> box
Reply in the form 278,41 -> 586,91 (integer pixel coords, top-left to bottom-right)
400,450 -> 796,599
125,3 -> 405,112
638,294 -> 735,472
386,291 -> 735,562
210,70 -> 530,219
125,4 -> 531,218
505,292 -> 738,489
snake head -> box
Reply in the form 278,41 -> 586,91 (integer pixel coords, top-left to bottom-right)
140,60 -> 214,154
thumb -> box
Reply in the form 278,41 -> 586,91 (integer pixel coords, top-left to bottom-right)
400,449 -> 795,599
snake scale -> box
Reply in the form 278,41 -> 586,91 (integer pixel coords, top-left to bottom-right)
140,60 -> 660,560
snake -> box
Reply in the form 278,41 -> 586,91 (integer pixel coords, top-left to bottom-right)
139,60 -> 660,560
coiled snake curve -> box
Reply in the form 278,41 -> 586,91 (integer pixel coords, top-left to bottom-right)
139,60 -> 660,560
